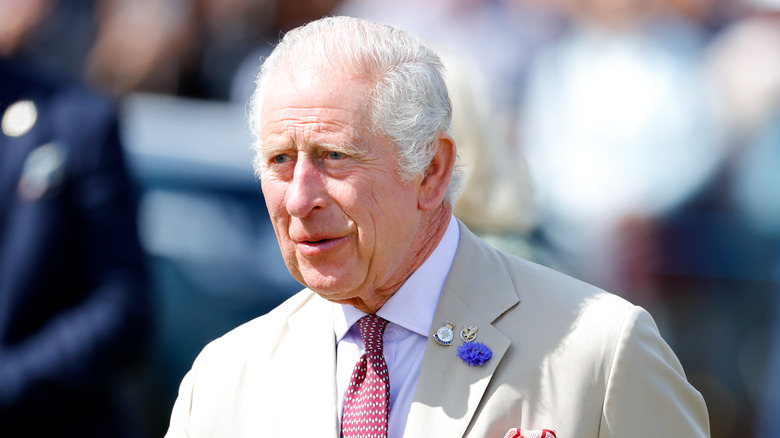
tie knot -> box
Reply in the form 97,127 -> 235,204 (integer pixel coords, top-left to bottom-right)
357,314 -> 388,353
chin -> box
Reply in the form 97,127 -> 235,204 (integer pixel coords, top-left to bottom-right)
302,274 -> 360,300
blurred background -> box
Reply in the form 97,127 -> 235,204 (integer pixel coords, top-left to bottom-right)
1,0 -> 779,436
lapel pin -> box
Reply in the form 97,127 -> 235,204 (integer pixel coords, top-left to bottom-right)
460,325 -> 478,342
434,321 -> 455,346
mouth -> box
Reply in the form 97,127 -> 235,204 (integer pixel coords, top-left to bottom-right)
305,238 -> 330,244
294,235 -> 348,255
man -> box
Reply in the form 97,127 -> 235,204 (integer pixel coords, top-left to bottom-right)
0,51 -> 150,437
166,16 -> 709,438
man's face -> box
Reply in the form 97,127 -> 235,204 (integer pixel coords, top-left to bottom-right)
258,70 -> 425,308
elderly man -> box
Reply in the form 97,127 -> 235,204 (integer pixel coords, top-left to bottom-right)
165,16 -> 709,438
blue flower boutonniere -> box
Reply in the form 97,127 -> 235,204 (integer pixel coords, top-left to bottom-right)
457,341 -> 492,366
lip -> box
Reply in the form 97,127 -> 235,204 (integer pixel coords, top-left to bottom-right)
294,235 -> 349,257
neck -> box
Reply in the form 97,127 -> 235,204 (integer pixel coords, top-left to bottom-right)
345,204 -> 452,314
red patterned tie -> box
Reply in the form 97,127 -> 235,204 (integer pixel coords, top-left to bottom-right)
341,314 -> 390,438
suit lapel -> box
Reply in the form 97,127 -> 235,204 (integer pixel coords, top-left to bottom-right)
405,222 -> 520,437
282,293 -> 340,437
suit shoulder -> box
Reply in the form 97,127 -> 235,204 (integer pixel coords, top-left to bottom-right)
451,223 -> 636,330
197,288 -> 316,355
492,245 -> 652,360
506,251 -> 631,309
462,227 -> 633,314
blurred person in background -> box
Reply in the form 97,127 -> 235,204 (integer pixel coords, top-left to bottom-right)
703,1 -> 780,435
0,2 -> 151,436
518,0 -> 722,297
85,0 -> 195,97
86,0 -> 274,99
0,0 -> 98,81
88,0 -> 343,100
0,0 -> 51,57
439,49 -> 554,265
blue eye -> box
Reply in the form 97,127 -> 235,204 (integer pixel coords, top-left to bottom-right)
273,155 -> 290,164
328,151 -> 345,160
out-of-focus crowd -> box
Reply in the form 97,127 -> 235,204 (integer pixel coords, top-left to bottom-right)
1,0 -> 779,437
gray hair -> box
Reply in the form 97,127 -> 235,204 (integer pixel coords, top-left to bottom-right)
248,16 -> 463,204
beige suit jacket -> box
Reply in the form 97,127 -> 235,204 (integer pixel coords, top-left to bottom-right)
166,221 -> 709,437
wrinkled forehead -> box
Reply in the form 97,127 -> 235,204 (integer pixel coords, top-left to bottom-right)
256,71 -> 379,159
260,68 -> 374,116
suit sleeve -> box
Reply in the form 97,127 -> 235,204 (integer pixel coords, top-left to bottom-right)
599,306 -> 710,437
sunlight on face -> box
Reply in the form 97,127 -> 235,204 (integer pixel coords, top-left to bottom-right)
259,70 -> 425,308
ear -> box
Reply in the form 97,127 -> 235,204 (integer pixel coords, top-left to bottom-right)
418,132 -> 456,211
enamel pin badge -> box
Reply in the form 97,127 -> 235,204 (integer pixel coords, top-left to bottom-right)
434,321 -> 455,346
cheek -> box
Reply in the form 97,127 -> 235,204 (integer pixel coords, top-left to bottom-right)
359,183 -> 419,248
261,181 -> 287,217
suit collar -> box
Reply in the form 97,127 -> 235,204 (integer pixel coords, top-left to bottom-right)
405,221 -> 520,437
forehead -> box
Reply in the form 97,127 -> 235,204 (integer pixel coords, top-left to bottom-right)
262,67 -> 374,116
260,70 -> 375,141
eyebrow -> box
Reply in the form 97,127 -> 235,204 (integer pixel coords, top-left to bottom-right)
260,139 -> 368,160
259,141 -> 294,161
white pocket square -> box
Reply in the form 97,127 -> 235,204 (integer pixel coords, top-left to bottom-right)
503,428 -> 557,438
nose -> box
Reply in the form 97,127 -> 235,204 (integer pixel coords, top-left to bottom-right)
285,156 -> 326,218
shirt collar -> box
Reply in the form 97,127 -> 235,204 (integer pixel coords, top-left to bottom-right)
334,216 -> 460,341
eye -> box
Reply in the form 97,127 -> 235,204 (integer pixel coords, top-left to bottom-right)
327,151 -> 345,160
273,154 -> 291,164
